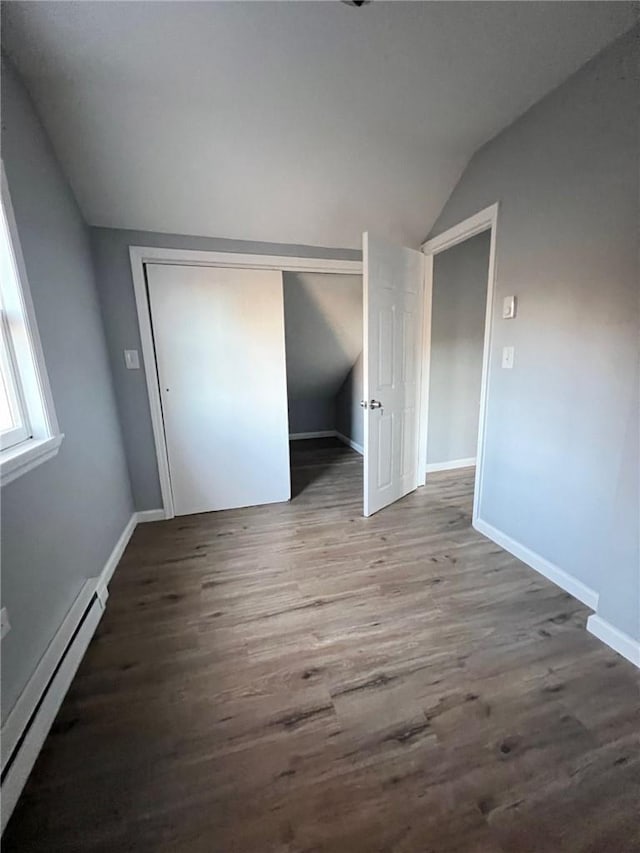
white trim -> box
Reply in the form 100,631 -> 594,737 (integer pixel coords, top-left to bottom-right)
131,254 -> 175,518
289,430 -> 336,440
586,615 -> 640,668
418,203 -> 499,537
1,510 -> 140,771
1,594 -> 104,833
0,433 -> 63,486
95,514 -> 137,601
425,457 -> 476,473
136,508 -> 166,523
0,579 -> 99,773
1,164 -> 63,486
1,165 -> 60,439
129,246 -> 362,520
420,204 -> 499,255
335,430 -> 364,455
0,505 -> 161,830
289,430 -> 364,455
416,251 -> 433,487
473,516 -> 599,611
130,246 -> 362,275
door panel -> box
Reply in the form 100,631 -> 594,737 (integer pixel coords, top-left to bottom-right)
363,234 -> 424,517
147,264 -> 290,516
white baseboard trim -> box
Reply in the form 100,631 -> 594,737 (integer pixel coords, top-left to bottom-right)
289,430 -> 364,455
136,508 -> 166,523
96,514 -> 137,601
289,430 -> 336,440
0,506 -> 156,833
335,430 -> 364,455
473,517 -> 599,611
426,457 -> 476,473
0,579 -> 98,773
1,593 -> 104,833
587,615 -> 640,668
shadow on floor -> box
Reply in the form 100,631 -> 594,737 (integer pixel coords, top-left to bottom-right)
289,437 -> 355,498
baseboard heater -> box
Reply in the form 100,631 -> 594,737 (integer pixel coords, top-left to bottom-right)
1,584 -> 104,834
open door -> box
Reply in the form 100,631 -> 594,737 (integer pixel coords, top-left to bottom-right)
363,233 -> 424,517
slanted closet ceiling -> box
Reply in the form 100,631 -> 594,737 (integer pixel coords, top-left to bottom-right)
283,272 -> 362,435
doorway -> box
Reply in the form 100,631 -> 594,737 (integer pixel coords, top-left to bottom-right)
418,203 -> 498,526
282,271 -> 363,498
131,235 -> 427,521
426,231 -> 490,473
129,246 -> 362,518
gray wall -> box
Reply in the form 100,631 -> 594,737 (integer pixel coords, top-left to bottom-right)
287,397 -> 335,434
90,229 -> 361,510
0,58 -> 133,721
335,352 -> 364,449
427,232 -> 490,466
428,27 -> 639,640
283,272 -> 362,435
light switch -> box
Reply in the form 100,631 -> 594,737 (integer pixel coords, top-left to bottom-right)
502,295 -> 517,319
502,346 -> 515,369
124,349 -> 140,370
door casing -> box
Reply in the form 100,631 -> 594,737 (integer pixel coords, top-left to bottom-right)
130,247 -> 362,519
418,202 -> 500,527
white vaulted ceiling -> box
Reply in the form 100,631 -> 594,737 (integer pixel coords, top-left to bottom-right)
1,1 -> 636,249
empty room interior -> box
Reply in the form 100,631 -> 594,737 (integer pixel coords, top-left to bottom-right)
0,2 -> 638,850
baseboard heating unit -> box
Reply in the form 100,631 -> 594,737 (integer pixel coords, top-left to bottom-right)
1,581 -> 104,833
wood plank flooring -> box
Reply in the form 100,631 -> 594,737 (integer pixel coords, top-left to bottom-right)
4,439 -> 639,852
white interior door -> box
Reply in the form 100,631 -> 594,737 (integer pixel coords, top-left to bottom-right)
147,264 -> 290,516
363,233 -> 425,517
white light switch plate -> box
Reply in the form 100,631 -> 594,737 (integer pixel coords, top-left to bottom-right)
502,295 -> 517,319
124,349 -> 140,370
502,346 -> 515,369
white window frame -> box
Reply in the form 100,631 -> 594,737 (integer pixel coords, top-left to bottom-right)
0,312 -> 31,450
0,163 -> 63,486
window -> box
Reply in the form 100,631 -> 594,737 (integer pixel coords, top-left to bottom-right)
0,163 -> 63,485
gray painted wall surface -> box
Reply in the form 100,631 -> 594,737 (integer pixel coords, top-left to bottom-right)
90,228 -> 360,510
287,397 -> 335,434
428,27 -> 639,640
283,272 -> 361,435
427,232 -> 490,465
0,58 -> 133,721
335,351 -> 364,448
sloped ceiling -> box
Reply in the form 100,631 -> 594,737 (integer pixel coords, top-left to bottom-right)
1,2 -> 636,249
283,272 -> 362,399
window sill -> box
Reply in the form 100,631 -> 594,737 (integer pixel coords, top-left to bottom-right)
0,434 -> 64,487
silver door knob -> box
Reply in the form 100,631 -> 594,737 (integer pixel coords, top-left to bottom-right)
360,400 -> 368,408
369,399 -> 383,409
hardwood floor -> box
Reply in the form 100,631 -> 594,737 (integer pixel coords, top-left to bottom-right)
5,439 -> 639,852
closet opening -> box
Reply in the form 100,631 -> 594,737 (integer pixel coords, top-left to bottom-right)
282,271 -> 364,499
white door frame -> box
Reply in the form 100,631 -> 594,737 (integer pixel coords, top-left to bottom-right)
129,246 -> 363,519
417,202 -> 499,525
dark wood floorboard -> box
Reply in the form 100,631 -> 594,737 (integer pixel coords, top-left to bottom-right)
5,438 -> 639,852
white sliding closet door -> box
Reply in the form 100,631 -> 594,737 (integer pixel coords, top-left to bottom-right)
147,264 -> 290,516
363,234 -> 424,517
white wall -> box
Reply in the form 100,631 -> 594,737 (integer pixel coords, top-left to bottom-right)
427,231 -> 490,466
428,27 -> 639,644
